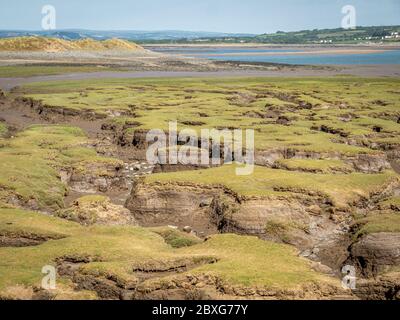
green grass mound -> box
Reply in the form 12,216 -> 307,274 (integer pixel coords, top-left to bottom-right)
265,218 -> 310,243
179,234 -> 331,289
56,195 -> 135,226
276,159 -> 353,173
145,164 -> 398,208
0,125 -> 121,210
0,208 -> 338,296
353,213 -> 400,239
150,226 -> 203,248
56,195 -> 108,225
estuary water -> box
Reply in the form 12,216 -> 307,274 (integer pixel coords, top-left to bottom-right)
150,47 -> 400,65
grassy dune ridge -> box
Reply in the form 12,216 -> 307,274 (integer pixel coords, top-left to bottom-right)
0,37 -> 144,52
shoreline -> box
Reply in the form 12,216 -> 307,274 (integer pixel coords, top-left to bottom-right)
177,49 -> 392,57
1,64 -> 400,91
144,43 -> 400,49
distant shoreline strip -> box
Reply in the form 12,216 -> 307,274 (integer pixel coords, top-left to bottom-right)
180,49 -> 392,57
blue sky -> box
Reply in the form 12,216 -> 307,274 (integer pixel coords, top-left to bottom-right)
0,0 -> 399,33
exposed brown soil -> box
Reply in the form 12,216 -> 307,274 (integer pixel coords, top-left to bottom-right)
0,232 -> 66,247
56,255 -> 222,300
347,233 -> 400,278
126,176 -> 400,275
354,272 -> 400,300
54,255 -> 351,300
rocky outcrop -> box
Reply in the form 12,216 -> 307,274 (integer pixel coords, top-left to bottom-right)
62,162 -> 127,194
126,174 -> 399,274
212,195 -> 315,238
352,154 -> 391,173
354,272 -> 400,300
125,181 -> 218,236
347,233 -> 400,278
126,181 -> 351,268
255,149 -> 288,167
57,196 -> 137,226
210,192 -> 353,270
130,129 -> 148,148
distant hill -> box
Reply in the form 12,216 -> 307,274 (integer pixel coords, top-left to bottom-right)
0,26 -> 399,44
180,25 -> 400,44
252,25 -> 400,44
0,30 -> 255,42
0,37 -> 144,52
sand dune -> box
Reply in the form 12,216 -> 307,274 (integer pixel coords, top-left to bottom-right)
0,36 -> 144,52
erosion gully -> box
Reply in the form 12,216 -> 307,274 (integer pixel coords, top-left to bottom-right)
0,91 -> 398,294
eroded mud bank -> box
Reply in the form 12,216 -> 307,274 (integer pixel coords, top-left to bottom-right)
0,89 -> 399,300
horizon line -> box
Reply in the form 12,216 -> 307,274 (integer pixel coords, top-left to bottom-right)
0,24 -> 399,35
